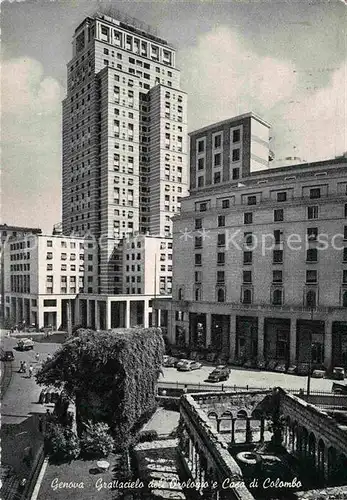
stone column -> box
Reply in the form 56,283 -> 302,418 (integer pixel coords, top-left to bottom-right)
37,301 -> 44,329
106,301 -> 111,330
206,313 -> 211,348
125,300 -> 131,328
324,318 -> 333,371
260,418 -> 265,442
95,301 -> 100,330
257,315 -> 265,361
229,315 -> 237,362
143,299 -> 149,328
86,300 -> 90,328
289,317 -> 297,365
231,419 -> 235,443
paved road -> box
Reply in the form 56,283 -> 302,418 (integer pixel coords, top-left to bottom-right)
159,365 -> 335,392
1,336 -> 61,424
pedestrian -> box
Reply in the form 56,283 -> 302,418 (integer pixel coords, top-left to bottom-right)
19,361 -> 24,373
46,354 -> 52,362
22,361 -> 27,374
35,353 -> 40,362
28,365 -> 33,378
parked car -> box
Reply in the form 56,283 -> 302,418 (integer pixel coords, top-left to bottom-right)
332,367 -> 345,380
16,338 -> 34,351
287,365 -> 297,375
1,350 -> 14,361
332,382 -> 347,394
207,365 -> 230,382
177,360 -> 202,371
162,355 -> 178,367
274,363 -> 286,373
312,369 -> 326,378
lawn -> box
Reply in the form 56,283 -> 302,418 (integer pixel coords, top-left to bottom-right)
37,454 -> 127,500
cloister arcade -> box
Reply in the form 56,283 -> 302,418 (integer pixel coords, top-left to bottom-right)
178,390 -> 347,499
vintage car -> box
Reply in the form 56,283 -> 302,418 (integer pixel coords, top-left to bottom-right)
1,350 -> 14,361
207,365 -> 231,382
162,355 -> 178,367
16,338 -> 34,351
177,360 -> 202,371
332,367 -> 345,380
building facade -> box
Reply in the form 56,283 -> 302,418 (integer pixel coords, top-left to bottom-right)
3,233 -> 98,329
62,10 -> 188,294
0,224 -> 42,322
3,232 -> 172,330
153,116 -> 347,371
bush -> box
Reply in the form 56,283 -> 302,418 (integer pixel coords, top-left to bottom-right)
80,421 -> 114,458
45,423 -> 80,462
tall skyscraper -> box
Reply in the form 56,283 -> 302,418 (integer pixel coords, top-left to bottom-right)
62,10 -> 188,293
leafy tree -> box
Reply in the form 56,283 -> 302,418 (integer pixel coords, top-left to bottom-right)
36,327 -> 164,445
80,421 -> 114,458
44,423 -> 80,462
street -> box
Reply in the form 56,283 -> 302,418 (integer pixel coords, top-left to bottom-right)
1,335 -> 61,424
159,365 -> 335,392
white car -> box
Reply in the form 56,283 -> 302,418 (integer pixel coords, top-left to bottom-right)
177,360 -> 202,371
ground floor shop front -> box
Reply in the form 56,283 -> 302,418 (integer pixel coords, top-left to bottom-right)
153,299 -> 347,371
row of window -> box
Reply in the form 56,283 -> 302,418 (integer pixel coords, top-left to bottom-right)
196,129 -> 241,154
46,252 -> 94,260
10,264 -> 30,272
195,184 -> 347,212
193,285 -> 347,308
194,247 -> 347,265
46,263 -> 91,272
195,269 -> 347,285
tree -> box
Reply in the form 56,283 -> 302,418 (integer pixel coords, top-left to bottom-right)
80,421 -> 114,458
36,327 -> 164,446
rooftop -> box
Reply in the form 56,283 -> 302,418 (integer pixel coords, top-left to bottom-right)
189,112 -> 271,136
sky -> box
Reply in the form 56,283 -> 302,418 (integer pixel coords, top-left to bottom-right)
1,0 -> 346,232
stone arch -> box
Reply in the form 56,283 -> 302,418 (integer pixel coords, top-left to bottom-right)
284,415 -> 291,448
237,409 -> 248,418
308,432 -> 316,467
219,411 -> 233,433
317,439 -> 325,481
300,426 -> 308,457
207,411 -> 219,420
292,421 -> 299,453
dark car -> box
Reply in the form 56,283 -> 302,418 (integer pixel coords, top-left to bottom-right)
332,382 -> 347,394
332,367 -> 345,380
162,355 -> 178,367
1,350 -> 14,361
207,365 -> 231,382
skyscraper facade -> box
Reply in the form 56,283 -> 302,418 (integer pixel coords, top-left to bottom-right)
62,10 -> 188,293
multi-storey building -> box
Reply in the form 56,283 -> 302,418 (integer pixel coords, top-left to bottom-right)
121,234 -> 173,295
153,115 -> 347,371
3,232 -> 172,330
3,233 -> 98,329
62,10 -> 188,294
0,224 -> 42,322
